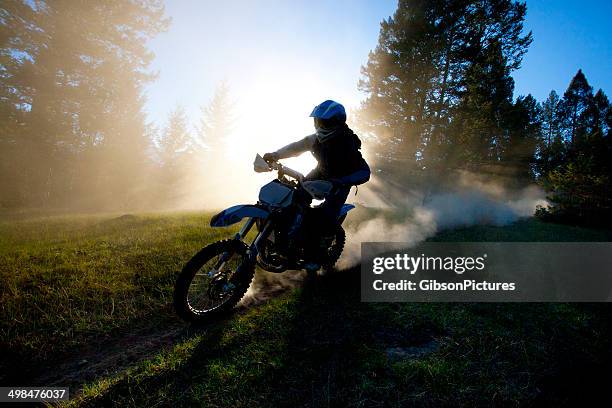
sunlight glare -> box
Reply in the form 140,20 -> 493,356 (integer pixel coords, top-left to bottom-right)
204,64 -> 359,207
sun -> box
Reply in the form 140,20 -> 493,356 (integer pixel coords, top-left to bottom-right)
226,75 -> 325,175
206,68 -> 359,206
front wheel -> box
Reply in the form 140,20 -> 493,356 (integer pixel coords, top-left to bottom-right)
173,239 -> 254,322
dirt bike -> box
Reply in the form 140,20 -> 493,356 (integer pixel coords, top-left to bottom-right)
173,154 -> 355,322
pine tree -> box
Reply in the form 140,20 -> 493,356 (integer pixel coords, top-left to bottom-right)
159,107 -> 191,166
195,82 -> 235,194
535,91 -> 564,177
449,40 -> 516,173
157,106 -> 192,205
358,0 -> 532,192
590,90 -> 611,140
357,0 -> 440,182
502,94 -> 541,183
557,69 -> 593,146
537,72 -> 612,225
540,90 -> 561,146
197,82 -> 234,156
0,0 -> 168,209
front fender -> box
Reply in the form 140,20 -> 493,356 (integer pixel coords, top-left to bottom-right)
338,204 -> 355,219
210,204 -> 270,227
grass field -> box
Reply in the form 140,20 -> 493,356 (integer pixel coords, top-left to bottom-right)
1,211 -> 611,406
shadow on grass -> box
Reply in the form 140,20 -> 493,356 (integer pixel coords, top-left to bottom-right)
75,267 -> 439,407
74,266 -> 612,407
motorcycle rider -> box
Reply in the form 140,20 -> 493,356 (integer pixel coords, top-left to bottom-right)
263,100 -> 370,269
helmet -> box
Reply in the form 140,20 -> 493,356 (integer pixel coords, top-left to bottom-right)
310,100 -> 346,123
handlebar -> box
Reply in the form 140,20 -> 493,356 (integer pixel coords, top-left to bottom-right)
254,154 -> 304,182
255,154 -> 333,200
269,161 -> 304,182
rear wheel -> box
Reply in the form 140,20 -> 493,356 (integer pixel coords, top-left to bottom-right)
173,239 -> 254,322
322,226 -> 346,270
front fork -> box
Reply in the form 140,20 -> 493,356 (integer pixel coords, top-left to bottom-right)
225,217 -> 274,264
212,217 -> 273,280
210,217 -> 269,292
209,218 -> 258,277
234,217 -> 256,241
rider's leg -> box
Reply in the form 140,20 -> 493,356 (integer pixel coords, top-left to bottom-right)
304,185 -> 351,268
318,185 -> 351,234
286,187 -> 312,247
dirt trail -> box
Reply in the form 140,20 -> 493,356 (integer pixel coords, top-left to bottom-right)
33,323 -> 189,390
30,268 -> 305,394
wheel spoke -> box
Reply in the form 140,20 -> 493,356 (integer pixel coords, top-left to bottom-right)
186,248 -> 243,313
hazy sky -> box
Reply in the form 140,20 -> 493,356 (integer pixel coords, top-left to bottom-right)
145,0 -> 612,132
145,0 -> 395,127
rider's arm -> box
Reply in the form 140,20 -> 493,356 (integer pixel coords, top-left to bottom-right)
274,134 -> 316,159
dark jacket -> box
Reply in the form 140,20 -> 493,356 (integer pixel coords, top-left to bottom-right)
274,124 -> 370,186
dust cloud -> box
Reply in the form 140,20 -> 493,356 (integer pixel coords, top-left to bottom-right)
238,170 -> 547,306
338,172 -> 548,268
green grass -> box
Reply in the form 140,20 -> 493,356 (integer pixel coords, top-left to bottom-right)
1,212 -> 611,406
0,212 -> 238,377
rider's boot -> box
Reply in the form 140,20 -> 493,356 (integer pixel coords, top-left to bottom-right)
304,262 -> 321,274
320,263 -> 335,275
303,233 -> 332,275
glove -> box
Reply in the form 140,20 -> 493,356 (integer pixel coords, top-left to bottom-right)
263,152 -> 279,163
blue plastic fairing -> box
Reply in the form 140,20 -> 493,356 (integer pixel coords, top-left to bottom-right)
259,180 -> 294,208
338,204 -> 355,218
210,204 -> 269,227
